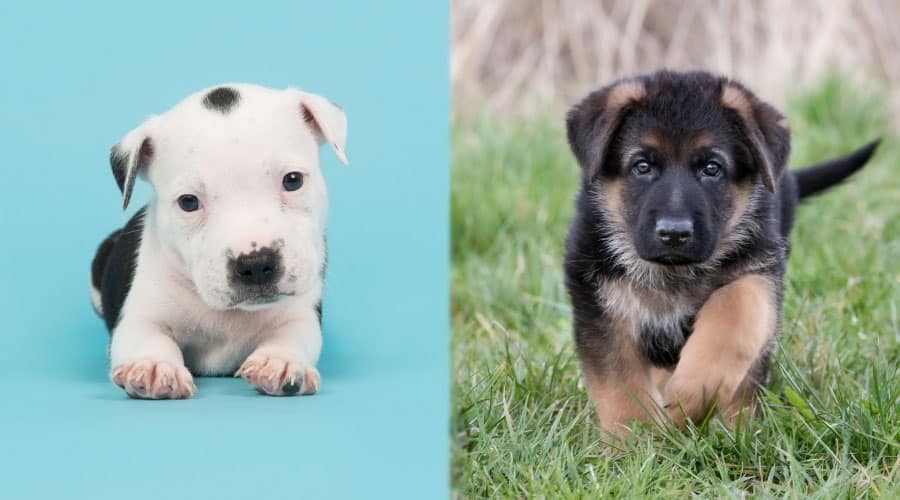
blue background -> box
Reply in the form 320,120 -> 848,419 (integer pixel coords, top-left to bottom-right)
0,2 -> 448,498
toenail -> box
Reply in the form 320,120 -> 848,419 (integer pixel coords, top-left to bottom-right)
282,382 -> 300,395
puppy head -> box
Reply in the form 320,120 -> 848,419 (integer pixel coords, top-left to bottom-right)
567,71 -> 790,267
109,84 -> 348,310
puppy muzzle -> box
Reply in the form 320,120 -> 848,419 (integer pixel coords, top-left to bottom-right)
227,246 -> 290,307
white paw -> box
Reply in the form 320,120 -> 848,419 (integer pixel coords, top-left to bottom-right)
235,355 -> 320,396
111,360 -> 196,400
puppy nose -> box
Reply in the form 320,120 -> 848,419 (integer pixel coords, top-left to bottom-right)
655,218 -> 693,247
230,247 -> 281,286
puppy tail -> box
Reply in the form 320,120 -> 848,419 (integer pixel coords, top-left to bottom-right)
793,139 -> 880,199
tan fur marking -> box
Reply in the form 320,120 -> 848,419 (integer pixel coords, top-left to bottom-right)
664,274 -> 776,423
639,131 -> 662,150
582,320 -> 663,437
721,374 -> 760,426
720,84 -> 753,119
691,132 -> 715,150
650,366 -> 673,394
605,80 -> 646,111
601,179 -> 625,225
725,183 -> 752,233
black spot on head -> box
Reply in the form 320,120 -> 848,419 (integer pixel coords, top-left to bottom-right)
202,87 -> 240,113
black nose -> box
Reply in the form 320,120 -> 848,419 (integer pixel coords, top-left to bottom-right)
230,247 -> 281,286
655,218 -> 693,247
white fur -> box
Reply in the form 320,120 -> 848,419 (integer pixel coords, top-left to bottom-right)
105,84 -> 347,397
89,275 -> 102,316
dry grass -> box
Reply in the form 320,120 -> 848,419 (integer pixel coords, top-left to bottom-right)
452,0 -> 900,123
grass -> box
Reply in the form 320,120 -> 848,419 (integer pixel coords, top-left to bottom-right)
451,76 -> 900,498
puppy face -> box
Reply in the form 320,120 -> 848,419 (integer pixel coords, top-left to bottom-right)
606,103 -> 753,264
110,84 -> 348,310
567,71 -> 789,268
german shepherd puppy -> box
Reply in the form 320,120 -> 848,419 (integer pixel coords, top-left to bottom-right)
564,70 -> 879,435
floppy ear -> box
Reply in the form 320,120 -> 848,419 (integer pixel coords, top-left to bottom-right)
297,91 -> 348,165
721,83 -> 791,192
566,79 -> 645,182
109,116 -> 160,210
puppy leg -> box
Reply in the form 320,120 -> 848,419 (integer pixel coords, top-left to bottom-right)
109,320 -> 195,400
236,307 -> 322,396
581,331 -> 664,437
664,274 -> 776,423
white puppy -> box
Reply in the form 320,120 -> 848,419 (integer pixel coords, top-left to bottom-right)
90,84 -> 348,399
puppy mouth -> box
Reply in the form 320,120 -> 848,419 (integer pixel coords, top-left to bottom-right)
243,294 -> 282,305
646,254 -> 698,266
230,291 -> 295,309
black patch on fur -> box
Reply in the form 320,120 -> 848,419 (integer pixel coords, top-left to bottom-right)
92,229 -> 121,293
639,316 -> 695,368
96,207 -> 146,331
314,300 -> 322,324
202,87 -> 240,113
282,381 -> 301,395
109,146 -> 129,193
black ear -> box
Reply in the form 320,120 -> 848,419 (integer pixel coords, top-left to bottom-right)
109,117 -> 158,210
566,79 -> 645,182
721,83 -> 791,192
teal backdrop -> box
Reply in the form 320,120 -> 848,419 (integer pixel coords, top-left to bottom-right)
0,2 -> 448,498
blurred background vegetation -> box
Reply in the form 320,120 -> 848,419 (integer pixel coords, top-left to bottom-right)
452,0 -> 900,126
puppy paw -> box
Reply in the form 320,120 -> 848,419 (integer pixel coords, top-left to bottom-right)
235,355 -> 320,396
663,374 -> 731,424
111,360 -> 196,400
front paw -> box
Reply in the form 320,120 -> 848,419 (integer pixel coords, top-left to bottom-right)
235,354 -> 320,396
111,360 -> 196,400
663,374 -> 726,424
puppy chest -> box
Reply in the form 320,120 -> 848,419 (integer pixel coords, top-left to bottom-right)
637,316 -> 695,367
171,314 -> 272,376
597,280 -> 702,367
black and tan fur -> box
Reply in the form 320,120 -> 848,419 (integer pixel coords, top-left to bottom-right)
564,70 -> 879,435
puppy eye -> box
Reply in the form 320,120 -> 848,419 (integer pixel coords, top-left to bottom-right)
177,194 -> 201,212
282,171 -> 304,191
701,161 -> 722,177
632,161 -> 653,176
